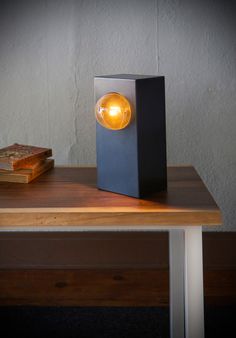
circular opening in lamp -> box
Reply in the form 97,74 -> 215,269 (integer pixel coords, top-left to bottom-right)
95,92 -> 132,130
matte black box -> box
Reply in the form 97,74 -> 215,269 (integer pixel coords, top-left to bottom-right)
95,74 -> 167,198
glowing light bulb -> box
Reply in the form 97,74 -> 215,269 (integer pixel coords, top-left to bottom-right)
95,92 -> 132,130
109,106 -> 121,117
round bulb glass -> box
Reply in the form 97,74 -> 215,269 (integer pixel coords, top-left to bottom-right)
95,92 -> 132,130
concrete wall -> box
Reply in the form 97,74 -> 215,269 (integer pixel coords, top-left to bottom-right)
0,0 -> 235,230
158,0 -> 236,231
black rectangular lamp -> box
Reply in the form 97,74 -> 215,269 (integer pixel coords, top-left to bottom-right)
95,74 -> 167,198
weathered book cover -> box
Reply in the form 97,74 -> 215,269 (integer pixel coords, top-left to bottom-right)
0,143 -> 52,170
0,159 -> 54,183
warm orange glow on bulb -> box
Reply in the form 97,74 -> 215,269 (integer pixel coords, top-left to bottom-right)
95,92 -> 132,130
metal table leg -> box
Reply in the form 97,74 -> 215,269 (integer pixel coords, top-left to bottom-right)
184,227 -> 205,338
169,227 -> 205,338
169,230 -> 185,338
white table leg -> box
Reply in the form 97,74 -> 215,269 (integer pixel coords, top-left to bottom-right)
169,227 -> 205,338
184,227 -> 205,338
169,230 -> 185,338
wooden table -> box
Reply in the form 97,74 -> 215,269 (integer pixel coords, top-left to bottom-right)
0,166 -> 221,338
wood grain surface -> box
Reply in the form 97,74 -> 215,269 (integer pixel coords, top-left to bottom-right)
1,232 -> 235,306
0,268 -> 234,306
0,166 -> 221,227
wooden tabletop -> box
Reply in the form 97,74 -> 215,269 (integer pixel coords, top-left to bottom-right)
0,166 -> 222,229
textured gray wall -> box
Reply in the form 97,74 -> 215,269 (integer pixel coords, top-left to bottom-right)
158,0 -> 236,231
0,0 -> 235,230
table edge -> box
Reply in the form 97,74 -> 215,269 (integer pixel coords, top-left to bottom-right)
0,208 -> 222,227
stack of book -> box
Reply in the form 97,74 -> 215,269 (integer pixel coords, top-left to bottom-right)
0,143 -> 54,183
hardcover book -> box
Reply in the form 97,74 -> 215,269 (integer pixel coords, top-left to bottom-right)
0,159 -> 54,183
0,143 -> 52,170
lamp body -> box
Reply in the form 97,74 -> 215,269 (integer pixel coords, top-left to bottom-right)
95,74 -> 167,198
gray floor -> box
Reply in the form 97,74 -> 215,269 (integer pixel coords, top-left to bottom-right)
0,306 -> 235,338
